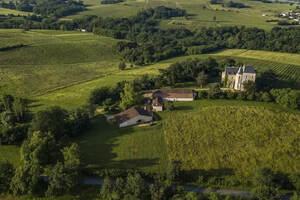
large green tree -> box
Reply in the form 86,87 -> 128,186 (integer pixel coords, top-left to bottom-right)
31,107 -> 68,139
196,71 -> 208,88
119,83 -> 142,110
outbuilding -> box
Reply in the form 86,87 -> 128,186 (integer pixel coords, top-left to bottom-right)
114,107 -> 153,128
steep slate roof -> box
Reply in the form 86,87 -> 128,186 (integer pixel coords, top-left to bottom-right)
225,66 -> 256,75
225,67 -> 239,75
153,89 -> 194,99
114,107 -> 152,125
244,66 -> 256,73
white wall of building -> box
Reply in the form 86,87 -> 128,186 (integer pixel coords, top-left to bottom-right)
163,97 -> 194,102
119,115 -> 153,128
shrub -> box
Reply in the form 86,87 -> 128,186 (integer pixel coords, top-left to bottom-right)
261,92 -> 272,102
197,91 -> 208,99
227,92 -> 237,99
289,173 -> 300,192
236,92 -> 246,100
246,93 -> 255,101
119,62 -> 126,70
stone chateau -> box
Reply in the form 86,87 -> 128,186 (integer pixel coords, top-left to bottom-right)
221,65 -> 256,90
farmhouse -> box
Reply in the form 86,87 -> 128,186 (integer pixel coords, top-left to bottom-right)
144,89 -> 195,101
152,96 -> 163,112
221,65 -> 256,91
114,107 -> 153,128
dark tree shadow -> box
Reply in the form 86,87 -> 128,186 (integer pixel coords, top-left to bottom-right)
77,115 -> 160,171
175,105 -> 194,111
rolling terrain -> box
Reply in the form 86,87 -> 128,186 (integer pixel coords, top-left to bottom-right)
61,0 -> 296,30
1,29 -> 300,109
0,0 -> 299,194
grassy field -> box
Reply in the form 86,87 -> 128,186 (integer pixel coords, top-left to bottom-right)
164,106 -> 300,177
61,0 -> 296,30
77,115 -> 169,173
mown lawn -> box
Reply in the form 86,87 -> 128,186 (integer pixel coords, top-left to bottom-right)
76,115 -> 169,173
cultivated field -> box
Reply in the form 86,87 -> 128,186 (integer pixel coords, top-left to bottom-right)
0,29 -> 120,97
164,106 -> 300,177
